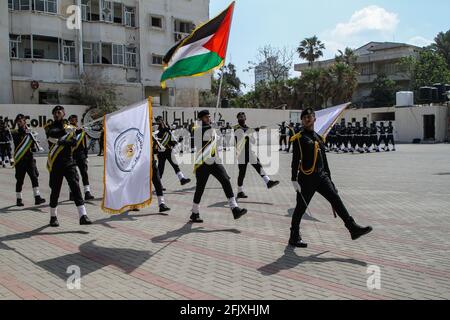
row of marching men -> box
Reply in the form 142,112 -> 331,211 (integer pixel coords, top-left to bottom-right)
327,120 -> 396,153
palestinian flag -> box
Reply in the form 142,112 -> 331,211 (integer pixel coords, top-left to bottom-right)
160,2 -> 235,88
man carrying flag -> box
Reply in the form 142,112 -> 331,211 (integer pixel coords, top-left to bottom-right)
289,107 -> 373,248
11,114 -> 46,207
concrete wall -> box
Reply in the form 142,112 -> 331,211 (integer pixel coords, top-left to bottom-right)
0,1 -> 13,103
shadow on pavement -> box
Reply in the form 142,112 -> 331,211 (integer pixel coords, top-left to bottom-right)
286,208 -> 322,222
0,203 -> 48,214
151,223 -> 241,243
94,211 -> 163,229
258,247 -> 367,276
37,240 -> 152,280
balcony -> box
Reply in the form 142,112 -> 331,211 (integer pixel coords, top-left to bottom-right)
11,59 -> 78,82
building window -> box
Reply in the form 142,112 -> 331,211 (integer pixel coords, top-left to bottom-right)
113,2 -> 122,24
112,44 -> 124,65
101,0 -> 113,22
83,42 -> 100,64
35,0 -> 57,14
31,35 -> 59,60
81,0 -> 91,21
124,7 -> 136,27
174,19 -> 194,42
125,46 -> 137,67
62,40 -> 76,63
151,54 -> 163,66
359,63 -> 374,76
150,15 -> 164,29
39,91 -> 59,104
101,43 -> 112,64
9,35 -> 21,58
8,0 -> 33,10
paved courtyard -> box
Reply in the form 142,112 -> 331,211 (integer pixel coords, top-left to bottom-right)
0,144 -> 449,300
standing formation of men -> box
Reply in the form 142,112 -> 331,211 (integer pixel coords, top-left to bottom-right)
327,121 -> 396,153
0,120 -> 13,168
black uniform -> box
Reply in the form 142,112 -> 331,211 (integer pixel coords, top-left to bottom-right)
378,123 -> 388,149
151,136 -> 165,198
286,125 -> 295,152
11,127 -> 40,194
387,122 -> 395,150
289,127 -> 372,245
156,125 -> 181,178
369,123 -> 378,151
361,123 -> 370,152
279,123 -> 288,151
193,124 -> 235,204
45,121 -> 85,209
72,129 -> 90,188
0,125 -> 13,166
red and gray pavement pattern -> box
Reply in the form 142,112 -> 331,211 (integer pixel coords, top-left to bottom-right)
0,144 -> 449,300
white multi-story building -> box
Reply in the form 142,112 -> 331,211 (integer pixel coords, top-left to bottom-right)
254,57 -> 289,85
1,0 -> 211,107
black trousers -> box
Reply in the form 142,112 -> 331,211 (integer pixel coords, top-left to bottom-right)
15,158 -> 39,193
75,157 -> 89,186
49,163 -> 84,208
387,134 -> 395,146
279,135 -> 287,148
152,160 -> 164,197
370,135 -> 378,147
158,150 -> 180,178
286,138 -> 293,152
378,135 -> 388,147
291,173 -> 352,230
193,163 -> 234,204
238,160 -> 264,187
0,144 -> 10,160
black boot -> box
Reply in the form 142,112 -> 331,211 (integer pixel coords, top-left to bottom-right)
16,198 -> 24,207
267,180 -> 280,189
79,215 -> 92,225
180,178 -> 191,186
288,228 -> 308,248
84,191 -> 95,201
49,216 -> 59,227
159,204 -> 171,213
232,207 -> 247,220
35,195 -> 46,205
345,217 -> 373,240
237,192 -> 248,199
190,212 -> 203,223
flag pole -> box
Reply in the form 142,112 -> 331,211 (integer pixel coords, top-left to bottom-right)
214,68 -> 224,122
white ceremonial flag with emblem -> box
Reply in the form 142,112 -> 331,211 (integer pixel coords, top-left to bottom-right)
102,99 -> 153,214
315,103 -> 351,137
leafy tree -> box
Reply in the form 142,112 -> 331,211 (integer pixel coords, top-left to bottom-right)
370,74 -> 398,107
429,30 -> 450,69
245,45 -> 293,83
297,36 -> 325,67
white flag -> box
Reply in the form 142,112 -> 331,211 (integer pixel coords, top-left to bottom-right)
102,99 -> 153,214
315,103 -> 350,137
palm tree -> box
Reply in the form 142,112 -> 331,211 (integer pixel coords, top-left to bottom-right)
335,47 -> 358,67
297,36 -> 325,67
430,30 -> 450,68
329,63 -> 358,104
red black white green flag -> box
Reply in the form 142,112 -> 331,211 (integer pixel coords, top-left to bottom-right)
160,2 -> 235,88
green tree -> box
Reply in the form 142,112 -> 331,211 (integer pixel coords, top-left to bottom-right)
429,30 -> 450,68
335,47 -> 358,67
297,36 -> 325,67
370,74 -> 398,107
399,50 -> 450,89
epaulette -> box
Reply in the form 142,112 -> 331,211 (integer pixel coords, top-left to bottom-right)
290,132 -> 302,142
233,124 -> 241,130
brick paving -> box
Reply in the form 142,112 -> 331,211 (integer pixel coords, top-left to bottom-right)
0,144 -> 449,300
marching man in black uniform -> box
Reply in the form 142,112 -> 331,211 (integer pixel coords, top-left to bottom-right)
387,121 -> 396,151
0,120 -> 13,168
45,106 -> 92,227
190,110 -> 247,223
11,114 -> 46,207
233,112 -> 279,199
151,132 -> 171,213
289,108 -> 373,248
370,121 -> 380,152
378,122 -> 389,151
155,116 -> 191,186
68,115 -> 94,201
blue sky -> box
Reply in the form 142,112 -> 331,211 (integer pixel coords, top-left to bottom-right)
209,0 -> 450,90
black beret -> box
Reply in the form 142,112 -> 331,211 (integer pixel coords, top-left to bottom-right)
155,116 -> 163,121
15,114 -> 26,122
52,105 -> 64,114
197,110 -> 210,119
237,112 -> 246,118
68,114 -> 78,120
301,108 -> 315,119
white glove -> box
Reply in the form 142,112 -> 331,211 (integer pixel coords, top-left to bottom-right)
292,181 -> 302,193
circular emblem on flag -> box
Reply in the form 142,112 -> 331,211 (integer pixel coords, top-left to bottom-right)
114,128 -> 144,173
